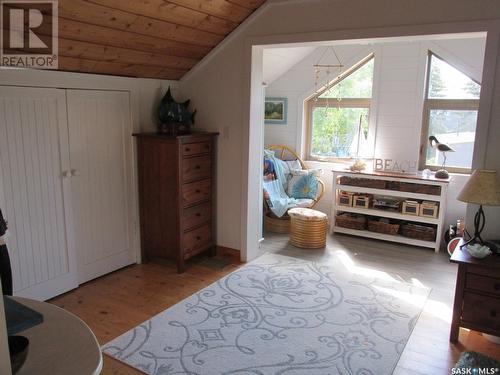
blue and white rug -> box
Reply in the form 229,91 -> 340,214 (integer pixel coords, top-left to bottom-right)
103,253 -> 430,375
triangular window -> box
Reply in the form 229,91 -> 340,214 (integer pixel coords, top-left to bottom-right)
427,53 -> 480,99
319,57 -> 374,99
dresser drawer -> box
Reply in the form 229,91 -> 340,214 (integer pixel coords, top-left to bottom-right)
183,156 -> 211,182
183,202 -> 211,231
468,264 -> 499,279
183,224 -> 212,257
182,142 -> 211,157
466,273 -> 500,297
182,180 -> 211,207
462,292 -> 500,330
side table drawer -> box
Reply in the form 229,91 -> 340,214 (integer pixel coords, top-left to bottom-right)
467,264 -> 498,279
182,142 -> 211,157
462,292 -> 500,330
182,180 -> 211,207
183,156 -> 211,182
466,273 -> 500,297
183,224 -> 212,257
183,202 -> 211,231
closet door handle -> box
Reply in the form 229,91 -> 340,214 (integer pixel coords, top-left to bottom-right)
62,171 -> 71,179
71,169 -> 79,177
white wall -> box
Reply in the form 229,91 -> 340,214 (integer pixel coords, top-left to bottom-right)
179,51 -> 248,250
373,41 -> 424,162
179,0 -> 500,254
137,79 -> 181,132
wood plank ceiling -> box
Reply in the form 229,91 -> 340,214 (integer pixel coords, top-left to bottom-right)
51,0 -> 267,80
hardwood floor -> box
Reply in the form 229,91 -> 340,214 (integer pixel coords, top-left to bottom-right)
50,233 -> 500,374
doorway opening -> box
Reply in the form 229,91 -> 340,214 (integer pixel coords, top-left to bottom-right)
243,30 -> 491,262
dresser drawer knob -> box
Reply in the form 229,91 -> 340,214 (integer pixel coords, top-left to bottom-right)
205,144 -> 209,149
195,165 -> 201,170
195,213 -> 201,217
185,147 -> 190,152
196,236 -> 202,241
494,283 -> 500,291
195,189 -> 200,193
491,310 -> 497,318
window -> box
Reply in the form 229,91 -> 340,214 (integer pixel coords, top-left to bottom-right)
420,52 -> 480,173
306,55 -> 374,160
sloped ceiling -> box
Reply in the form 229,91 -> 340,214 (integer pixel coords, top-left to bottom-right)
263,46 -> 316,85
18,0 -> 267,80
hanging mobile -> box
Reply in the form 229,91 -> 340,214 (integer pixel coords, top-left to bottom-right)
313,45 -> 344,104
325,69 -> 330,113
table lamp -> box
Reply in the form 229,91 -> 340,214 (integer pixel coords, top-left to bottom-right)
457,169 -> 500,247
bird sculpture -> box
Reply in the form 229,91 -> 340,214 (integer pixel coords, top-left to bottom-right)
429,135 -> 455,179
157,87 -> 196,135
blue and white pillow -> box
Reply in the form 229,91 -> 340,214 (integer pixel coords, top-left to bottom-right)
286,169 -> 321,199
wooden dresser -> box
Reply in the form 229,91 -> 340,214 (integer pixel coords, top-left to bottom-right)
134,132 -> 218,273
450,239 -> 500,341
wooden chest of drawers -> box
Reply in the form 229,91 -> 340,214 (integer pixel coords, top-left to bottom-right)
450,239 -> 500,341
134,132 -> 218,273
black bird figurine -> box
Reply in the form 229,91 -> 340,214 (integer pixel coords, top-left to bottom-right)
429,135 -> 455,179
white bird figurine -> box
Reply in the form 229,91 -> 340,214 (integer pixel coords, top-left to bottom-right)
429,135 -> 454,179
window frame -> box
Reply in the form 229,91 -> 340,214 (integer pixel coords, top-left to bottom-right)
419,52 -> 480,174
305,54 -> 374,162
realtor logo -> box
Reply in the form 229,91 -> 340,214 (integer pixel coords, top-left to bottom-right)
1,0 -> 58,69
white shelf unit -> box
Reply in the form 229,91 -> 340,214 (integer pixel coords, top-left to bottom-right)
331,171 -> 449,252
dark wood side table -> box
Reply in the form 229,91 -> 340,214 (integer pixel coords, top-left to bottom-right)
134,131 -> 218,273
450,239 -> 500,342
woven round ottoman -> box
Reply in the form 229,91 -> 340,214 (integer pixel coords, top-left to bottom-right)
288,208 -> 328,249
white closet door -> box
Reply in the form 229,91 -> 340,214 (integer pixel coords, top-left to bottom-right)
0,86 -> 78,300
66,90 -> 135,284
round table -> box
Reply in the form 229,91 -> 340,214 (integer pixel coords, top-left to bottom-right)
12,297 -> 102,375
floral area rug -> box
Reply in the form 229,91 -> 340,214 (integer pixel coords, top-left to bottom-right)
102,253 -> 430,375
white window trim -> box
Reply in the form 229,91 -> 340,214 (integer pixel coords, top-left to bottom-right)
419,51 -> 480,174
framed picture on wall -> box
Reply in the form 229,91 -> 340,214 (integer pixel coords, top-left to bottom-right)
264,97 -> 287,125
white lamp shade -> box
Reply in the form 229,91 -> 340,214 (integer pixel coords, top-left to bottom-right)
457,169 -> 500,206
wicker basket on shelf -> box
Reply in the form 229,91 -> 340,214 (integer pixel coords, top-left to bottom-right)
401,223 -> 436,241
397,182 -> 441,196
335,213 -> 367,230
339,176 -> 386,189
367,218 -> 400,235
